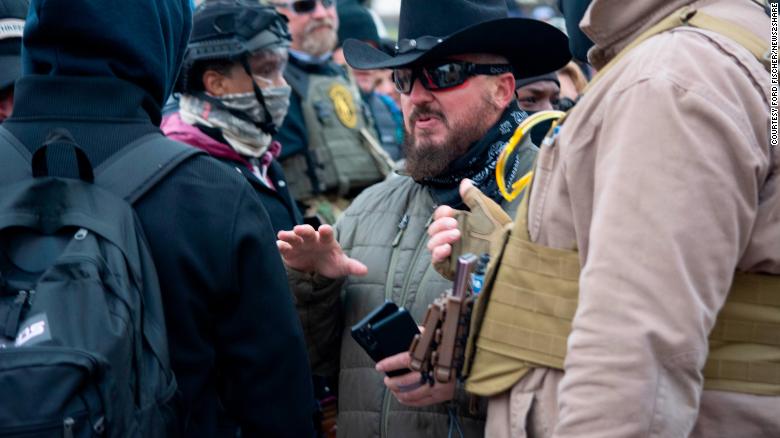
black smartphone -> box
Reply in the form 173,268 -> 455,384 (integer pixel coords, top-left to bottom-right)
351,300 -> 420,377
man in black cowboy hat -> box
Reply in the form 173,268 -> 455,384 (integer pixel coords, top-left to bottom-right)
277,0 -> 569,436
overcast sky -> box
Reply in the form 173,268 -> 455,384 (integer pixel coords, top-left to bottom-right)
373,0 -> 401,16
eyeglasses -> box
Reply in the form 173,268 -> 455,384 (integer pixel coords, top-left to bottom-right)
392,61 -> 514,95
275,0 -> 334,14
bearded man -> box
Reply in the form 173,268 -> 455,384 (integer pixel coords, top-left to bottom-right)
272,0 -> 388,225
276,0 -> 569,436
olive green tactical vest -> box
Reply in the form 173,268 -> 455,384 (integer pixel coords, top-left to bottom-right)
464,186 -> 780,397
463,5 -> 779,397
282,64 -> 387,200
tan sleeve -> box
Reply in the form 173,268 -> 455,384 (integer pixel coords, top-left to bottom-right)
552,76 -> 767,436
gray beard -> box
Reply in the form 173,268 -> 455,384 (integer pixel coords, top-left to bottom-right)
301,24 -> 337,57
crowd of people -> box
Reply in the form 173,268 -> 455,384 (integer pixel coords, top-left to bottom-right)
0,0 -> 775,437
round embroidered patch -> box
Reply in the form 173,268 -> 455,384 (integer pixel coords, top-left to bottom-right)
328,83 -> 358,129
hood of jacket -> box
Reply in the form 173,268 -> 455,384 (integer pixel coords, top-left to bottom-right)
581,0 -> 694,68
22,0 -> 191,111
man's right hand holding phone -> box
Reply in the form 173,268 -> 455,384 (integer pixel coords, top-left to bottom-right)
376,350 -> 456,408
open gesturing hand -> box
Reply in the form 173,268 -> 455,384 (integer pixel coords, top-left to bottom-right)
277,224 -> 368,279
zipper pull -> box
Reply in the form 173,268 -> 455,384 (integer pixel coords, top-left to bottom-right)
63,417 -> 75,438
392,214 -> 409,247
93,416 -> 106,435
4,290 -> 28,339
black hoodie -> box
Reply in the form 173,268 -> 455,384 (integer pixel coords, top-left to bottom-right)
2,0 -> 316,436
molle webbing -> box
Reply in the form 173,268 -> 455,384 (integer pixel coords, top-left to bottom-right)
282,68 -> 385,200
465,189 -> 780,397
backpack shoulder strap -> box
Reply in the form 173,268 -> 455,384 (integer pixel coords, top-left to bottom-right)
0,126 -> 33,185
686,9 -> 769,71
95,133 -> 204,203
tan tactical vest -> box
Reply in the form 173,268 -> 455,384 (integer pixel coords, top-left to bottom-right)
282,66 -> 391,201
463,5 -> 779,397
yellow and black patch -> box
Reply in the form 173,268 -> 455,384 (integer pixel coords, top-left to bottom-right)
328,83 -> 358,129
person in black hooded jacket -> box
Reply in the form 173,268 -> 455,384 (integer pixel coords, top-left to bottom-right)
0,0 -> 316,436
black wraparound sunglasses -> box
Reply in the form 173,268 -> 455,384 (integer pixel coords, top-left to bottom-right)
392,61 -> 514,95
275,0 -> 334,14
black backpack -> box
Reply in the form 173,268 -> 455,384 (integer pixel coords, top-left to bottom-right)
0,128 -> 202,437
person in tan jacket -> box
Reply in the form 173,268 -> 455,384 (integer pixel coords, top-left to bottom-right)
428,0 -> 777,436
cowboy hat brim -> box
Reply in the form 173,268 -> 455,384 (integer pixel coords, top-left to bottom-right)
344,17 -> 571,79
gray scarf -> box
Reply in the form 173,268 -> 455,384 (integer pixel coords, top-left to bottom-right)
180,86 -> 290,157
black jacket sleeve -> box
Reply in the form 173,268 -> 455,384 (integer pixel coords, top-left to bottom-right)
216,186 -> 316,438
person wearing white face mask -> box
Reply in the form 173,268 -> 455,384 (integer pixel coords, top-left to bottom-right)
163,0 -> 304,233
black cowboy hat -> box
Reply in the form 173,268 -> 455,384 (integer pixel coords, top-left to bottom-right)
343,0 -> 570,79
